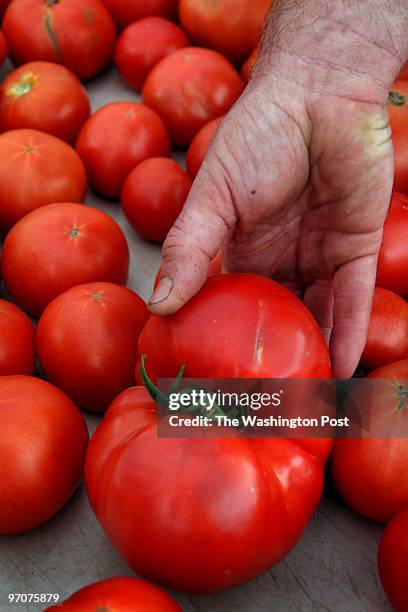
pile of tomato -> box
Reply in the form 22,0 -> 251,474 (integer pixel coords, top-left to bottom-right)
0,0 -> 407,610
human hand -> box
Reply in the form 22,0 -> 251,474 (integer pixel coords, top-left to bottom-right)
149,1 -> 408,378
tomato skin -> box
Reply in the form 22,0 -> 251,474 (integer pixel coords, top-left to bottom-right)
101,0 -> 179,30
397,62 -> 408,81
115,17 -> 189,92
377,192 -> 408,295
139,273 -> 332,380
0,299 -> 35,376
45,577 -> 181,612
0,129 -> 87,235
76,102 -> 170,198
3,0 -> 116,80
389,81 -> 408,196
361,287 -> 408,370
85,386 -> 324,594
186,115 -> 224,179
2,203 -> 129,316
0,30 -> 7,64
378,508 -> 408,612
332,360 -> 408,524
142,47 -> 243,146
0,1 -> 11,21
0,375 -> 88,534
179,0 -> 270,65
0,62 -> 90,143
241,45 -> 259,84
121,158 -> 192,243
37,282 -> 149,413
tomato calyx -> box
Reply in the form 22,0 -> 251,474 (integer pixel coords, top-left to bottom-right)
67,226 -> 80,238
388,90 -> 407,107
7,73 -> 39,99
84,290 -> 105,302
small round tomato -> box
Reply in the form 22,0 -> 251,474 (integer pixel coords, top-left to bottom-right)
388,81 -> 408,196
0,129 -> 87,235
0,299 -> 35,375
115,17 -> 189,92
37,282 -> 149,412
377,192 -> 408,295
179,0 -> 270,65
186,115 -> 224,179
2,203 -> 129,316
0,30 -> 7,64
121,158 -> 192,243
101,0 -> 179,29
0,375 -> 88,534
76,102 -> 170,198
360,287 -> 408,370
0,62 -> 90,143
45,577 -> 181,611
142,47 -> 242,146
3,0 -> 116,80
378,508 -> 408,611
241,45 -> 259,84
332,360 -> 408,524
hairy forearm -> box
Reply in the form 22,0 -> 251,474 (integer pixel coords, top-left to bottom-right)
255,0 -> 408,101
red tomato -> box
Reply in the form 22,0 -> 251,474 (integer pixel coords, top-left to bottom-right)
121,158 -> 192,243
0,129 -> 87,235
142,47 -> 242,146
0,299 -> 35,375
377,192 -> 408,295
3,0 -> 116,80
0,1 -> 11,21
360,287 -> 408,370
0,62 -> 90,143
45,577 -> 181,612
2,203 -> 129,316
0,30 -> 7,64
186,115 -> 224,179
101,0 -> 179,29
37,282 -> 149,412
140,273 -> 332,380
0,375 -> 88,533
397,62 -> 408,81
76,102 -> 170,198
378,508 -> 408,612
332,359 -> 408,523
179,0 -> 270,65
85,385 -> 325,593
389,81 -> 408,196
241,45 -> 259,84
115,17 -> 189,91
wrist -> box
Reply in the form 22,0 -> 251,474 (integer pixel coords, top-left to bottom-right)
255,1 -> 408,104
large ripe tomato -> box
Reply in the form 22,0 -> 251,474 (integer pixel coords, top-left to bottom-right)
332,359 -> 408,523
179,0 -> 270,65
377,192 -> 408,295
142,47 -> 242,146
140,273 -> 332,380
76,102 -> 170,198
388,81 -> 408,196
0,129 -> 87,235
37,282 -> 149,412
2,203 -> 129,316
45,577 -> 181,611
0,61 -> 90,143
360,287 -> 408,370
0,375 -> 88,533
241,45 -> 259,84
85,385 -> 325,594
378,508 -> 408,612
0,299 -> 35,375
186,115 -> 224,179
121,158 -> 192,243
115,17 -> 189,92
100,0 -> 178,29
3,0 -> 116,80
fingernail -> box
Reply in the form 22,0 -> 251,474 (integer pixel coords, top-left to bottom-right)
149,277 -> 173,306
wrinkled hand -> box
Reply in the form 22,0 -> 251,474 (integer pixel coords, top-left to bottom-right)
149,22 -> 400,378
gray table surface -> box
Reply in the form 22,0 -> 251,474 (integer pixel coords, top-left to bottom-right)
0,60 -> 390,612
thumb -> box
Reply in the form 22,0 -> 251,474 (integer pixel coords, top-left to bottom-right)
148,155 -> 237,316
